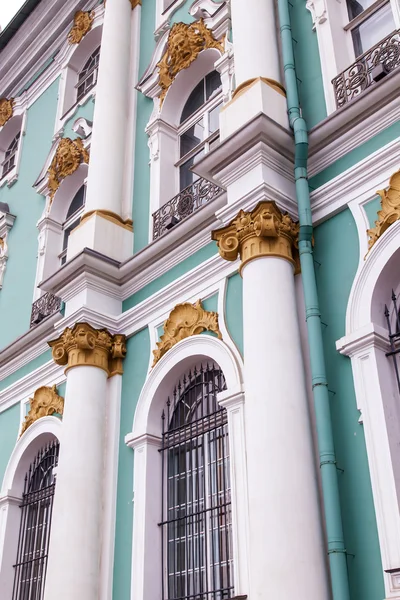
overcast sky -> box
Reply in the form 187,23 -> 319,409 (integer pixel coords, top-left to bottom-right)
0,0 -> 26,31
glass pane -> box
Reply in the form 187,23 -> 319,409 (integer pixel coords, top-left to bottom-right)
205,70 -> 222,101
208,103 -> 222,135
179,151 -> 204,190
181,80 -> 205,123
180,119 -> 205,158
347,0 -> 376,20
66,186 -> 85,220
352,5 -> 395,56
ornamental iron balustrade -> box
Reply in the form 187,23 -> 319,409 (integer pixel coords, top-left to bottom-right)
160,364 -> 234,600
385,290 -> 400,395
12,441 -> 59,600
30,292 -> 62,328
153,178 -> 224,240
332,30 -> 400,108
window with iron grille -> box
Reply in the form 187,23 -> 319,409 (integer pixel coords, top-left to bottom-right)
160,364 -> 234,600
346,0 -> 395,57
2,132 -> 20,179
12,441 -> 59,600
76,47 -> 100,102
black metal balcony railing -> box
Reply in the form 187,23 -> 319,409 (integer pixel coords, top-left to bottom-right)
152,177 -> 224,240
332,30 -> 400,108
30,292 -> 62,328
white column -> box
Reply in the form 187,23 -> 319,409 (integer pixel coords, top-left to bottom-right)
84,0 -> 132,216
242,256 -> 329,599
44,365 -> 108,600
229,0 -> 281,86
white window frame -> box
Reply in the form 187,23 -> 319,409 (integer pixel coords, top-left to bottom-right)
0,110 -> 26,189
59,186 -> 86,266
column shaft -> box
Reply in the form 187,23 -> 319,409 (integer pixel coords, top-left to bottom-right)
242,256 -> 329,598
84,0 -> 132,215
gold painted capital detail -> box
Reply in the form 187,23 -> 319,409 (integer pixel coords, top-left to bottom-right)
157,19 -> 224,104
211,201 -> 299,274
152,300 -> 222,367
367,169 -> 400,253
48,323 -> 127,377
47,138 -> 89,201
68,10 -> 94,44
130,0 -> 142,7
0,98 -> 14,127
20,385 -> 64,437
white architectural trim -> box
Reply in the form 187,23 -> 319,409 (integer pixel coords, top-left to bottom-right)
0,212 -> 16,290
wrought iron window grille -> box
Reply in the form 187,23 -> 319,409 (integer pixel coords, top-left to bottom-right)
152,178 -> 223,240
30,292 -> 62,328
385,290 -> 400,394
160,364 -> 234,600
76,47 -> 100,102
12,441 -> 59,600
332,29 -> 400,108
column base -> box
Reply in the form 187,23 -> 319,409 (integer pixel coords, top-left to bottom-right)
67,211 -> 133,263
220,78 -> 289,140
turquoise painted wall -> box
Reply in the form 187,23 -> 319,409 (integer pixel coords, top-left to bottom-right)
289,0 -> 327,129
0,351 -> 52,392
0,404 -> 20,486
0,79 -> 59,350
113,327 -> 151,600
63,97 -> 95,139
225,272 -> 243,356
313,209 -> 384,600
364,196 -> 382,229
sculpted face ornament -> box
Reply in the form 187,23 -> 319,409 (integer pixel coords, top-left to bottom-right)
68,10 -> 94,44
0,98 -> 14,127
157,19 -> 224,104
47,137 -> 89,201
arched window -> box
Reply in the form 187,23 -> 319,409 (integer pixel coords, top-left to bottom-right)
178,71 -> 222,191
59,185 -> 85,265
2,133 -> 20,179
346,0 -> 395,57
160,364 -> 234,600
12,441 -> 59,600
76,47 -> 100,103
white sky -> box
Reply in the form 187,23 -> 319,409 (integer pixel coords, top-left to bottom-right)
0,0 -> 26,31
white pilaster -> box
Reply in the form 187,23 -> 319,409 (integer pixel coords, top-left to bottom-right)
44,365 -> 108,600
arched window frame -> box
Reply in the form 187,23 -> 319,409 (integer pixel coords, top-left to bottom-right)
125,335 -> 249,600
59,184 -> 86,266
0,109 -> 26,189
306,0 -> 400,114
0,417 -> 62,600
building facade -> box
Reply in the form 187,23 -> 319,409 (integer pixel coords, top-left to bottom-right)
0,0 -> 399,599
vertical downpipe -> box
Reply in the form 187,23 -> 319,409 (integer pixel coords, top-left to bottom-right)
277,2 -> 351,599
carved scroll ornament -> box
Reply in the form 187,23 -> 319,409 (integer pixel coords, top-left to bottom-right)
157,19 -> 224,104
367,169 -> 400,252
152,299 -> 222,366
47,138 -> 89,200
212,201 -> 299,274
0,98 -> 14,127
20,385 -> 64,437
68,10 -> 94,44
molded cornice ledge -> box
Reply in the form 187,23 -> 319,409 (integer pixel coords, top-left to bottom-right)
336,322 -> 390,357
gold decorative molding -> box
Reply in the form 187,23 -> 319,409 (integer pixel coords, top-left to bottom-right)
20,385 -> 64,437
80,209 -> 133,231
367,169 -> 400,253
232,77 -> 286,100
68,10 -> 94,44
130,0 -> 142,7
211,201 -> 299,274
48,323 -> 127,376
48,138 -> 89,201
152,299 -> 222,366
157,19 -> 224,104
0,98 -> 14,127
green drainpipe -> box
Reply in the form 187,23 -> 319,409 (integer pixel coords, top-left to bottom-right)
277,2 -> 351,599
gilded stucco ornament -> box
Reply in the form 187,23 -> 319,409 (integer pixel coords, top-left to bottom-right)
48,322 -> 127,376
47,138 -> 89,200
152,299 -> 222,366
68,10 -> 94,44
0,98 -> 14,127
367,169 -> 400,253
157,19 -> 224,104
211,201 -> 300,274
20,385 -> 64,437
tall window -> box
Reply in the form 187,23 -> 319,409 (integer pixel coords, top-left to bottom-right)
12,441 -> 59,600
160,364 -> 234,600
60,185 -> 85,265
346,0 -> 395,56
178,71 -> 222,191
2,132 -> 20,178
76,47 -> 100,102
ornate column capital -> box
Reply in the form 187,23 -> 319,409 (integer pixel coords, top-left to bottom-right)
48,323 -> 127,376
211,201 -> 299,274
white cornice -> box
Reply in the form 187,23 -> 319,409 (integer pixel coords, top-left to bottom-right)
336,323 -> 390,357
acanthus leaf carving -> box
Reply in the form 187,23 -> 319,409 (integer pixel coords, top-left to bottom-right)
47,137 -> 89,201
157,19 -> 224,104
68,10 -> 94,44
367,169 -> 400,253
152,299 -> 222,366
0,98 -> 14,127
20,385 -> 64,437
